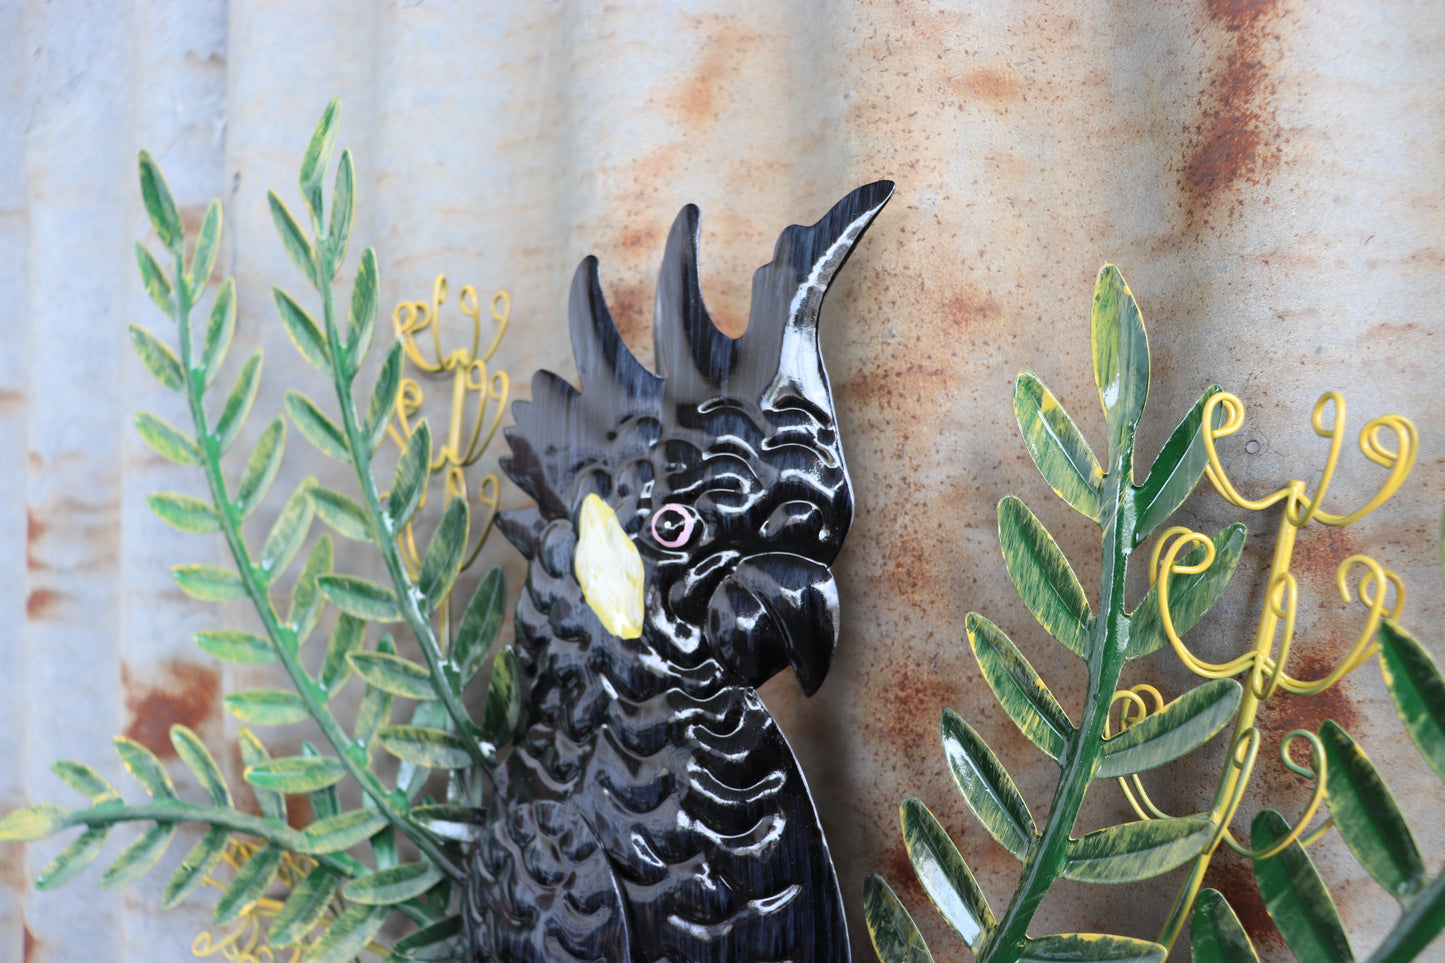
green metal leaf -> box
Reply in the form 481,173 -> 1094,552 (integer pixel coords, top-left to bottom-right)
128,324 -> 185,391
36,825 -> 110,889
355,641 -> 397,753
287,534 -> 333,645
1128,524 -> 1245,660
1091,264 -> 1150,463
234,417 -> 285,519
480,648 -> 522,745
138,150 -> 183,251
146,492 -> 220,534
244,755 -> 348,794
1375,618 -> 1445,784
135,411 -> 200,465
215,351 -> 263,453
298,808 -> 387,855
161,825 -> 229,908
195,629 -> 275,664
966,613 -> 1074,762
98,822 -> 176,890
397,702 -> 450,798
0,803 -> 71,840
941,709 -> 1036,859
285,390 -> 351,463
1061,817 -> 1214,884
388,419 -> 431,528
377,725 -> 472,769
274,287 -> 330,372
365,340 -> 405,451
304,743 -> 340,821
306,903 -> 389,963
1014,371 -> 1103,521
114,736 -> 176,799
453,566 -> 505,686
268,190 -> 318,287
349,247 -> 380,362
344,862 -> 444,905
136,242 -> 173,313
171,725 -> 230,805
900,797 -> 993,950
298,99 -> 339,222
350,651 -> 438,700
51,760 -> 118,803
329,149 -> 354,271
186,199 -> 222,295
319,574 -> 401,622
213,842 -> 284,925
257,480 -> 316,583
309,485 -> 374,541
1095,678 -> 1241,779
864,873 -> 935,963
1132,386 -> 1223,545
389,915 -> 462,961
1318,720 -> 1424,905
319,612 -> 366,694
172,563 -> 247,602
201,277 -> 236,388
237,727 -> 286,821
1252,808 -> 1355,963
1017,933 -> 1166,962
997,495 -> 1092,659
1191,888 -> 1260,963
419,496 -> 469,610
269,866 -> 341,946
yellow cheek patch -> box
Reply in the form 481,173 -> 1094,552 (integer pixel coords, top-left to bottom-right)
573,493 -> 645,639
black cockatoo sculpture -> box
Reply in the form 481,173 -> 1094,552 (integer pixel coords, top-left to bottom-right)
462,181 -> 893,963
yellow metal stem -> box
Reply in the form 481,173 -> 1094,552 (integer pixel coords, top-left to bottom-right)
1150,390 -> 1415,952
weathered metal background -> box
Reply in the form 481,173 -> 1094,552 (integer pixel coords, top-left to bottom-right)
3,1 -> 1442,960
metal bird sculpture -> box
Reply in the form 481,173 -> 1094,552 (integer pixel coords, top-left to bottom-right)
463,181 -> 894,963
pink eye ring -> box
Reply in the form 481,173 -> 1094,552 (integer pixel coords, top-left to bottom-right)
650,504 -> 696,548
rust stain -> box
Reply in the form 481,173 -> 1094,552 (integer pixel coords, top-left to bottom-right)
25,588 -> 63,620
26,509 -> 43,569
23,925 -> 40,963
668,15 -> 760,129
122,659 -> 220,759
603,278 -> 653,358
1178,0 -> 1285,229
0,387 -> 22,413
1206,852 -> 1284,952
285,793 -> 315,831
958,67 -> 1023,103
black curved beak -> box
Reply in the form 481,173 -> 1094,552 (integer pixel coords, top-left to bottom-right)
705,553 -> 840,696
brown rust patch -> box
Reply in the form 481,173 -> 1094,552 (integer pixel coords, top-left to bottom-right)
669,15 -> 760,128
25,588 -> 62,620
1206,852 -> 1284,952
122,660 -> 221,759
23,925 -> 40,963
958,67 -> 1023,103
1178,0 -> 1286,229
26,509 -> 43,568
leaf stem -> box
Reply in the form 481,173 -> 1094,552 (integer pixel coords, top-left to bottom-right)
983,449 -> 1141,961
312,233 -> 491,770
169,250 -> 462,882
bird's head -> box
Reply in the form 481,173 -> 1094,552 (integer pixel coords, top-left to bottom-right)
503,182 -> 892,696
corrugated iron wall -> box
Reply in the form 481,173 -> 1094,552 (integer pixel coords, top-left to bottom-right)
3,1 -> 1442,960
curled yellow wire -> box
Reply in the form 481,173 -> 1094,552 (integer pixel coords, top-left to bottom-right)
386,274 -> 512,628
1148,389 -> 1415,952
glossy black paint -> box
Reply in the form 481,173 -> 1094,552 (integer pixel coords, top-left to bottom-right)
463,182 -> 893,963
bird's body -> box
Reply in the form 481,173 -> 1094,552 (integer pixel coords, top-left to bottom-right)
463,182 -> 892,963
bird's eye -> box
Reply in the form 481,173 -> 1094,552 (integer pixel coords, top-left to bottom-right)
649,503 -> 698,548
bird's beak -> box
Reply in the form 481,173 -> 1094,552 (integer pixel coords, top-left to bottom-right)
573,493 -> 645,639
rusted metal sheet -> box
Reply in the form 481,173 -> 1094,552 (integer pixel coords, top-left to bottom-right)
3,1 -> 1442,961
